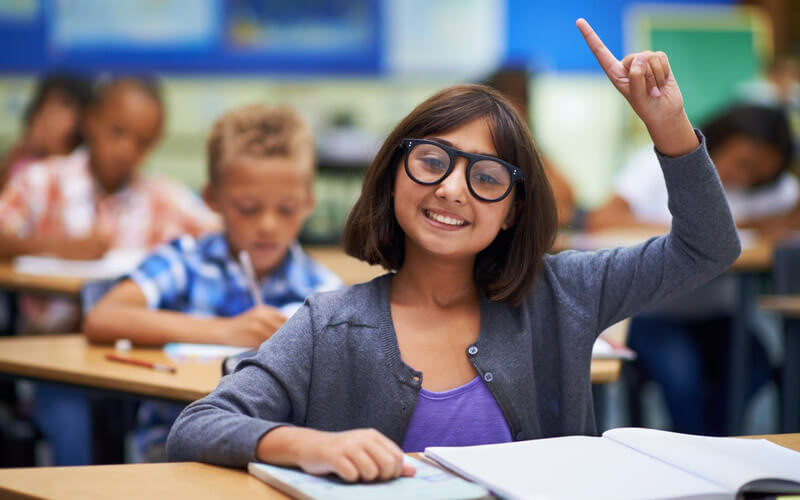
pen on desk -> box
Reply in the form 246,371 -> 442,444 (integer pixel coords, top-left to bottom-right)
238,250 -> 264,306
105,353 -> 177,374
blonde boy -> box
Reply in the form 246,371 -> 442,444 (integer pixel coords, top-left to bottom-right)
83,104 -> 342,460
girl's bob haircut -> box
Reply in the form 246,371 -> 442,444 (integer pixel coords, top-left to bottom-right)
342,84 -> 557,306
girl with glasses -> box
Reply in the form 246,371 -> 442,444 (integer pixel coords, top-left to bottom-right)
167,19 -> 740,482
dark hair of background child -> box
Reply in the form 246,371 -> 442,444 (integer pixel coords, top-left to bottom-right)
702,103 -> 794,186
23,73 -> 93,146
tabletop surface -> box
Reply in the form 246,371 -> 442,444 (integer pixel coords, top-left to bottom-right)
0,232 -> 774,299
0,335 -> 622,402
760,295 -> 800,317
0,434 -> 797,500
0,335 -> 220,402
0,260 -> 84,296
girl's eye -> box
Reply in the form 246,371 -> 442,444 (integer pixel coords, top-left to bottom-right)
473,173 -> 500,185
420,156 -> 448,171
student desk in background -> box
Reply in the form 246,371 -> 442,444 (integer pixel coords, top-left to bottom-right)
0,335 -> 217,402
759,295 -> 800,432
0,260 -> 83,297
0,335 -> 624,402
0,247 -> 383,297
554,229 -> 775,435
0,434 -> 798,500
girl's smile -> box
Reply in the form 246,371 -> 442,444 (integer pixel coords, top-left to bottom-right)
394,117 -> 516,261
422,208 -> 470,229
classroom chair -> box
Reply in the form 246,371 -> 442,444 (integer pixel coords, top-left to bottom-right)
772,241 -> 800,432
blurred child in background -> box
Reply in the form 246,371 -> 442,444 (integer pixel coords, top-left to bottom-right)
0,77 -> 219,465
0,74 -> 92,190
0,77 -> 220,332
588,103 -> 796,435
588,104 -> 796,233
485,66 -> 578,227
83,104 -> 342,461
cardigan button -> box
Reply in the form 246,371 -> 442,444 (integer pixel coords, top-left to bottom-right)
483,372 -> 493,383
516,431 -> 525,440
467,345 -> 478,356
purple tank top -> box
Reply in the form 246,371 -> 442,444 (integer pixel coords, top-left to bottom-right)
401,376 -> 512,452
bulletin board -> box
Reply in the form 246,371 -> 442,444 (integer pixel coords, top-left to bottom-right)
0,0 -> 382,75
626,5 -> 772,124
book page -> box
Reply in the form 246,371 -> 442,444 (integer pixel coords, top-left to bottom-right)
426,435 -> 727,500
604,428 -> 800,492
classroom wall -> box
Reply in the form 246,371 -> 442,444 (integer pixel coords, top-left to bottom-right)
0,0 -> 763,211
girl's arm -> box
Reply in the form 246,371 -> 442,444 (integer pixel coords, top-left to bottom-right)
82,279 -> 284,347
166,303 -> 413,481
551,20 -> 741,331
576,19 -> 698,156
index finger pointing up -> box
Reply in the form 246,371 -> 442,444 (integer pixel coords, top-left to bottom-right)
576,18 -> 619,76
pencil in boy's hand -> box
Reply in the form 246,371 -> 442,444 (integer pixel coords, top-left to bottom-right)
238,250 -> 264,306
105,353 -> 177,374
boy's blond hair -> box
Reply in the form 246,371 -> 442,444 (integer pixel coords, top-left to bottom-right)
207,104 -> 314,184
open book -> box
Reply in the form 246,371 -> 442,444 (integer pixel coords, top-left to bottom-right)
425,428 -> 800,500
248,455 -> 489,500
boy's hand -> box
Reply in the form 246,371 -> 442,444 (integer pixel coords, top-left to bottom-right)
577,18 -> 699,156
49,227 -> 112,260
293,429 -> 415,482
225,305 -> 287,347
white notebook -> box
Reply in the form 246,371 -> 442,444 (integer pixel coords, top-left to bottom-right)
425,428 -> 800,500
13,249 -> 146,280
248,455 -> 489,500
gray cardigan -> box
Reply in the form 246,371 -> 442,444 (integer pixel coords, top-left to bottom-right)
167,134 -> 741,468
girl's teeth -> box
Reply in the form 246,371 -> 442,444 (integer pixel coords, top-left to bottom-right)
427,210 -> 465,226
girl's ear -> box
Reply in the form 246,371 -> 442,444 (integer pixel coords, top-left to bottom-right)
502,200 -> 522,230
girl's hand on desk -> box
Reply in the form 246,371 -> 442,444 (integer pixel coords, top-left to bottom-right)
224,305 -> 286,347
576,18 -> 699,157
258,427 -> 415,483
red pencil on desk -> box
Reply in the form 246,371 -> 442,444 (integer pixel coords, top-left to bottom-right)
105,353 -> 177,374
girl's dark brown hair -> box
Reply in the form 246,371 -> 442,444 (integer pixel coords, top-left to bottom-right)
342,84 -> 557,306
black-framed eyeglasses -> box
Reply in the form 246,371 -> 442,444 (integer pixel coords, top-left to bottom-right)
400,138 -> 523,202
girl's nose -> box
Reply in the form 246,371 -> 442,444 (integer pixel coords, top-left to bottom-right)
434,159 -> 469,204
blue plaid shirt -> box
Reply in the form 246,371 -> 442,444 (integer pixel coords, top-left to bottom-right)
128,233 -> 343,461
129,232 -> 342,319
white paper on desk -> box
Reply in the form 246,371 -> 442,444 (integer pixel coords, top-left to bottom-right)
592,337 -> 636,360
604,428 -> 800,493
425,428 -> 800,500
426,435 -> 726,500
163,343 -> 250,362
248,455 -> 488,500
13,249 -> 146,280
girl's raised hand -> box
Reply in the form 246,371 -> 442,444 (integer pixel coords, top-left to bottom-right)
576,18 -> 699,157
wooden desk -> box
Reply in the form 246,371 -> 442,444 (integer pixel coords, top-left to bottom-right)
760,295 -> 800,432
0,260 -> 83,297
0,335 -> 621,406
552,229 -> 773,272
0,434 -> 797,500
0,247 -> 384,298
0,335 -> 218,402
305,246 -> 385,285
0,462 -> 285,500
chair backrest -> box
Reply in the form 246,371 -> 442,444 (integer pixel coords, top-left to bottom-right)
773,241 -> 800,294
